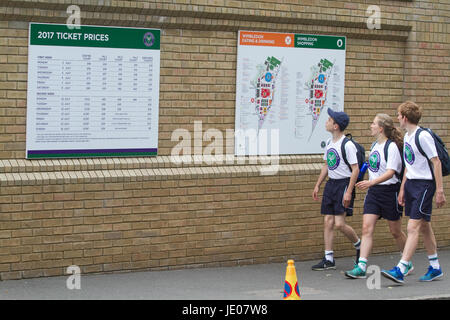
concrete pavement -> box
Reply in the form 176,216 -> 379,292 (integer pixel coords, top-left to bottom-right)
0,247 -> 449,300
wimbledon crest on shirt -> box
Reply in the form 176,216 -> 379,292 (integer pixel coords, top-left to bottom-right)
404,142 -> 415,165
369,151 -> 380,172
327,148 -> 340,170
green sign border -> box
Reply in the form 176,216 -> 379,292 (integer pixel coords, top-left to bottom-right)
29,23 -> 160,50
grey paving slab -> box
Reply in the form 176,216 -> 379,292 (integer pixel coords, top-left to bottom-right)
1,248 -> 449,300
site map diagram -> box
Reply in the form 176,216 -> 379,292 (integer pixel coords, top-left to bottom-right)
235,31 -> 346,156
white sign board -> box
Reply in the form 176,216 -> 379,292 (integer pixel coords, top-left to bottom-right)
235,31 -> 346,155
26,23 -> 160,158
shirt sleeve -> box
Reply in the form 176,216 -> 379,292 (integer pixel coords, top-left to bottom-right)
419,131 -> 438,160
344,141 -> 358,165
386,142 -> 402,173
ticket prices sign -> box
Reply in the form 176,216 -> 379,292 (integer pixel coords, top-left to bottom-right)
235,30 -> 346,156
26,23 -> 160,158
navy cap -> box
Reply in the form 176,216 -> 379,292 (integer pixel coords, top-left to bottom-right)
327,108 -> 349,131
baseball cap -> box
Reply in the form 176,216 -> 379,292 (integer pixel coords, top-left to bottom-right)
327,108 -> 349,131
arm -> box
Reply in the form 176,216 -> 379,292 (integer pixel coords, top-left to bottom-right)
313,162 -> 328,201
430,157 -> 446,208
343,163 -> 359,208
398,167 -> 408,206
356,169 -> 395,190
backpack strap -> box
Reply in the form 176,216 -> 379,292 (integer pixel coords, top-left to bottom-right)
415,127 -> 426,158
415,127 -> 435,180
384,139 -> 403,179
341,135 -> 351,171
384,139 -> 392,163
370,141 -> 376,152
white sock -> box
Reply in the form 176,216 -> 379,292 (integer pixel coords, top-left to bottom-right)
325,250 -> 334,262
358,257 -> 368,272
397,260 -> 409,274
353,239 -> 361,250
428,253 -> 440,269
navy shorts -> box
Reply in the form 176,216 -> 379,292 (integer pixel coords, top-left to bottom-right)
404,179 -> 436,222
321,178 -> 355,216
363,183 -> 403,221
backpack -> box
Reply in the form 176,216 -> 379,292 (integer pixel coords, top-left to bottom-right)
415,127 -> 450,178
370,139 -> 405,181
341,133 -> 366,181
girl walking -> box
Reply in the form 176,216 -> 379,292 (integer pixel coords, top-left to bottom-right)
345,113 -> 412,278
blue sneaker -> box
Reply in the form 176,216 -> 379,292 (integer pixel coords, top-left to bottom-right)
419,266 -> 443,282
381,266 -> 404,284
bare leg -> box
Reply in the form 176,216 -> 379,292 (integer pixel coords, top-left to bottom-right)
334,213 -> 359,244
420,221 -> 437,256
387,218 -> 407,252
324,215 -> 335,251
401,219 -> 423,262
360,214 -> 379,260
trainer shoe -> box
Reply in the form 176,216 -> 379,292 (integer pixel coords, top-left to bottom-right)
312,257 -> 336,271
345,265 -> 366,279
403,262 -> 414,277
419,266 -> 443,282
381,266 -> 404,284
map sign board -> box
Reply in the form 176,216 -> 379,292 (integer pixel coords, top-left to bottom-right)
26,23 -> 160,158
235,31 -> 346,156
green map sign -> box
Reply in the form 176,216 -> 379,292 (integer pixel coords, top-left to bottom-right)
294,34 -> 345,50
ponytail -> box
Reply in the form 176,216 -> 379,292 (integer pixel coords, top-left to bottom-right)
376,113 -> 403,153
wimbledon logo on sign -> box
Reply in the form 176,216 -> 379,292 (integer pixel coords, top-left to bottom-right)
143,32 -> 155,47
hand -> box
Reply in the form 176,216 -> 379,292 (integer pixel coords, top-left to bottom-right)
313,186 -> 320,201
356,180 -> 372,191
343,191 -> 352,208
436,191 -> 446,208
398,189 -> 405,207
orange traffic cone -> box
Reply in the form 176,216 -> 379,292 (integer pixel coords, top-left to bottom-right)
283,259 -> 300,300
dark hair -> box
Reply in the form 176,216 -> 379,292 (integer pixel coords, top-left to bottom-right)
376,113 -> 403,153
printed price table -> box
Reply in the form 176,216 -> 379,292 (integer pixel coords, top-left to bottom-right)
26,23 -> 160,158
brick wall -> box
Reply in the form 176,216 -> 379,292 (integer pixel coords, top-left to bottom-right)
0,0 -> 449,280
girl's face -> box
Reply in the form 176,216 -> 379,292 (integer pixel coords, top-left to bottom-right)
370,117 -> 383,137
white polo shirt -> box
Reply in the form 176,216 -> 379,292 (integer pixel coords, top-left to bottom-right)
323,135 -> 358,180
368,140 -> 402,185
403,127 -> 438,180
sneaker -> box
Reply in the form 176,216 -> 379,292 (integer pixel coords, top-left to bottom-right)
381,266 -> 404,284
345,265 -> 366,279
312,257 -> 336,271
403,262 -> 414,277
419,266 -> 443,282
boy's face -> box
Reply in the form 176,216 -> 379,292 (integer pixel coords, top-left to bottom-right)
326,116 -> 338,132
397,111 -> 406,129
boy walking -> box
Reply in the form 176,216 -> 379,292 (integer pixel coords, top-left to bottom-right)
312,108 -> 361,270
382,101 -> 446,284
